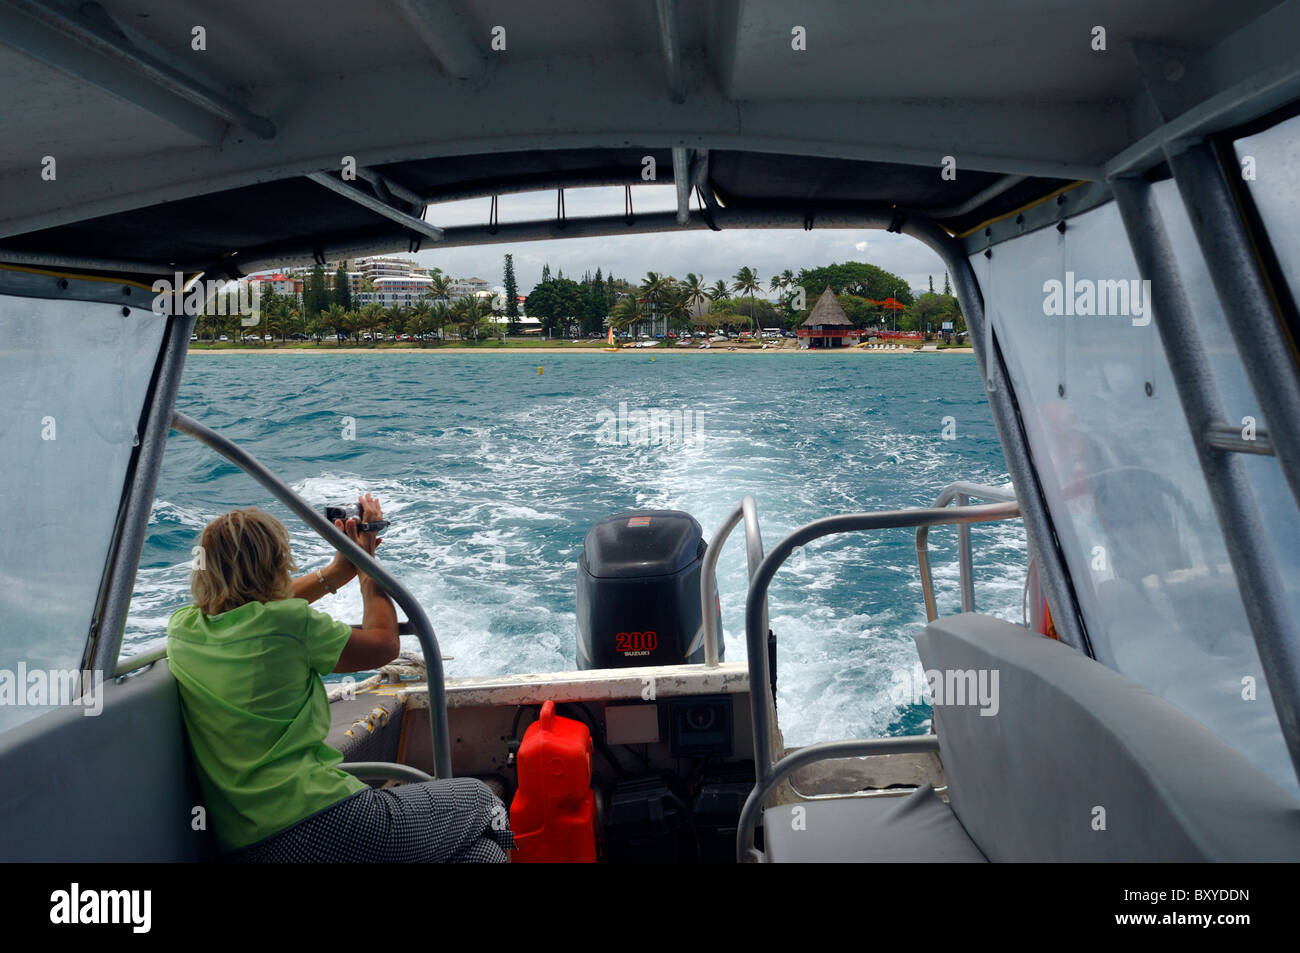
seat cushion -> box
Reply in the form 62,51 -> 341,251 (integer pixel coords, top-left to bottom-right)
917,613 -> 1300,861
763,783 -> 988,862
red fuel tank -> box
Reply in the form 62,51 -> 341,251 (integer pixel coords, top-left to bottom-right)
509,700 -> 599,862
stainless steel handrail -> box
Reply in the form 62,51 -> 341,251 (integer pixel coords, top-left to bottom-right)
169,411 -> 453,780
736,735 -> 941,863
697,495 -> 766,668
740,500 -> 1021,861
916,482 -> 1019,622
339,761 -> 434,784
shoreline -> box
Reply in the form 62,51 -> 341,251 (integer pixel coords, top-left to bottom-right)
188,345 -> 976,356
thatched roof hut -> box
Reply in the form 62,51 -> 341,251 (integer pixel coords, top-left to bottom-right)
801,286 -> 853,328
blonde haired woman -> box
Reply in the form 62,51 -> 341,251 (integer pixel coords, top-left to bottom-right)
167,493 -> 513,862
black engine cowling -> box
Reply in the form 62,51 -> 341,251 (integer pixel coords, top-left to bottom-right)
576,510 -> 722,669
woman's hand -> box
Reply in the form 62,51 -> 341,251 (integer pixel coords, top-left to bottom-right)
338,492 -> 384,560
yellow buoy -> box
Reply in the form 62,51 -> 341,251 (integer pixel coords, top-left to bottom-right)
537,366 -> 543,374
651,356 -> 656,362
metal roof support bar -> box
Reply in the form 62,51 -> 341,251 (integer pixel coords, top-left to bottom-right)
0,0 -> 275,142
672,147 -> 693,225
0,249 -> 177,275
306,172 -> 445,241
1165,142 -> 1300,510
917,175 -> 1028,220
170,410 -> 454,780
654,0 -> 686,103
355,168 -> 426,212
87,311 -> 194,675
1112,175 -> 1300,787
390,0 -> 487,80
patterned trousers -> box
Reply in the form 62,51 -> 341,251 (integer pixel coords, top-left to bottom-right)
226,777 -> 515,863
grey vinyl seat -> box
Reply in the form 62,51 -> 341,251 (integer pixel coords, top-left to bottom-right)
763,783 -> 987,862
0,659 -> 217,862
762,613 -> 1300,862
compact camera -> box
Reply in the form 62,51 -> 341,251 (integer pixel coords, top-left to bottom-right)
324,504 -> 390,535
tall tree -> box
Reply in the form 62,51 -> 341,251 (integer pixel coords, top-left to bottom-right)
305,264 -> 330,323
639,272 -> 675,336
334,263 -> 352,312
928,274 -> 935,294
358,303 -> 383,344
796,262 -> 913,306
732,266 -> 761,332
406,301 -> 432,346
541,263 -> 551,282
383,304 -> 408,339
323,303 -> 348,344
503,254 -> 520,333
943,272 -> 952,295
430,272 -> 451,304
682,273 -> 707,315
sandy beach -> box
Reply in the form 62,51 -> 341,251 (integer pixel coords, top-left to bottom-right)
189,345 -> 976,355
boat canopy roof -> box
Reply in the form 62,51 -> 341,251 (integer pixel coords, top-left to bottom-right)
0,0 -> 1296,275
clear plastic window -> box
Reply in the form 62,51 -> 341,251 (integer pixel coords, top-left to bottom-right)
972,199 -> 1296,796
0,290 -> 166,734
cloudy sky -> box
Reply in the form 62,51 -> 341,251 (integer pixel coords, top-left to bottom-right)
409,185 -> 948,298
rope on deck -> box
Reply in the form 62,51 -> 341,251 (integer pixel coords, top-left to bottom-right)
327,650 -> 428,702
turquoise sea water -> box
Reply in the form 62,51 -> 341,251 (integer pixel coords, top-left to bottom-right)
126,351 -> 1025,745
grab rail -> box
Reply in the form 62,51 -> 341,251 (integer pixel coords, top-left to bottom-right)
168,411 -> 453,780
698,496 -> 766,667
738,499 -> 1021,862
115,620 -> 424,676
916,482 -> 1019,622
737,735 -> 941,863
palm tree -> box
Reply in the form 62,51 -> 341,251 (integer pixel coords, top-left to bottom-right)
777,269 -> 798,315
383,304 -> 407,341
610,295 -> 641,335
264,306 -> 289,344
408,301 -> 434,346
663,285 -> 691,335
429,300 -> 450,343
452,295 -> 487,341
707,279 -> 730,304
768,272 -> 787,299
732,266 -> 760,334
681,272 -> 708,316
358,303 -> 383,344
639,272 -> 671,337
429,273 -> 451,305
322,304 -> 348,344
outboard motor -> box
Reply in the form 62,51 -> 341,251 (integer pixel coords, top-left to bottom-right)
576,510 -> 722,669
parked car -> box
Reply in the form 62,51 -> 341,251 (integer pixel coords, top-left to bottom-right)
218,334 -> 229,341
